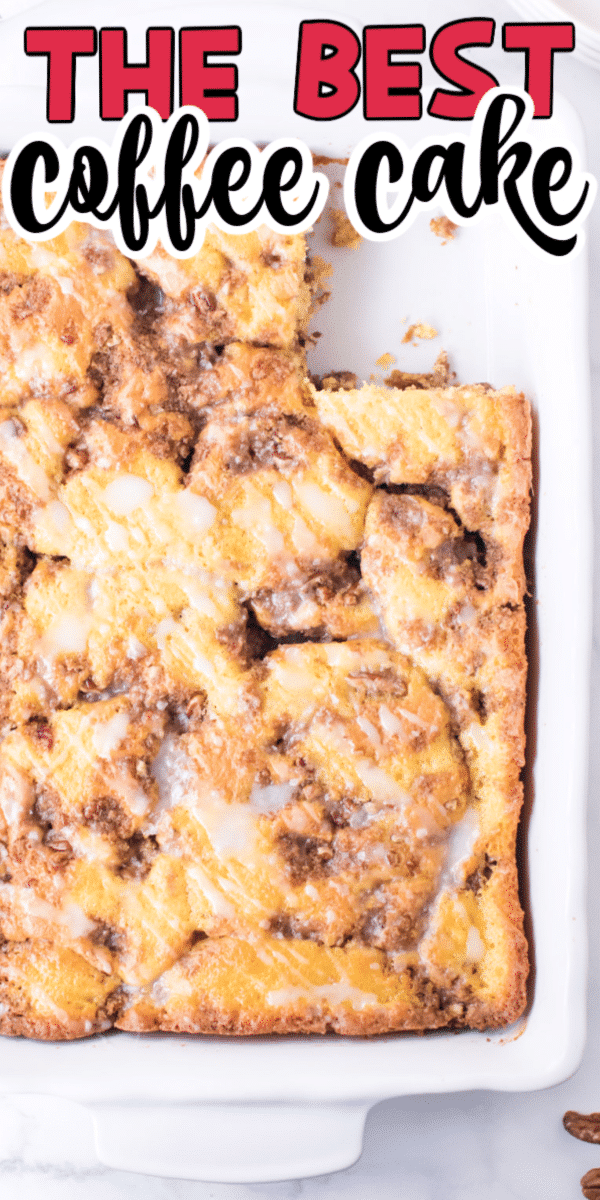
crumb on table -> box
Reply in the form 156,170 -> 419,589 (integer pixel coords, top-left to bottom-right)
305,254 -> 333,313
430,216 -> 458,244
385,349 -> 453,391
402,322 -> 438,345
330,209 -> 362,250
319,370 -> 359,391
312,155 -> 349,167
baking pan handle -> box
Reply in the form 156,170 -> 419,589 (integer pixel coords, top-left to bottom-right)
90,1101 -> 371,1182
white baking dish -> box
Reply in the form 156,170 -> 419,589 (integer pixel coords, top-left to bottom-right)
507,0 -> 600,69
0,0 -> 591,1182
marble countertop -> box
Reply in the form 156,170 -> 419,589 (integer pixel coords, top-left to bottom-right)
1,0 -> 600,1196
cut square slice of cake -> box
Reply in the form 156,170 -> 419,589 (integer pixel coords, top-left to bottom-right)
137,226 -> 312,350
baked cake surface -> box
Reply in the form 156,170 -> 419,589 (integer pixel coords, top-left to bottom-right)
0,178 -> 531,1039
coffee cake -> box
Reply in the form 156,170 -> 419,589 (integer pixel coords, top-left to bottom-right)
0,172 -> 530,1038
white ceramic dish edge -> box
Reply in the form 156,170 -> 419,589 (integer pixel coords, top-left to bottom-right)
0,145 -> 590,1186
0,1 -> 592,1180
506,0 -> 600,67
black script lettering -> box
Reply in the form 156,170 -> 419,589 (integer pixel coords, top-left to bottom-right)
5,109 -> 328,255
353,140 -> 412,233
161,111 -> 200,251
10,141 -> 69,233
435,142 -> 481,218
532,146 -> 590,227
395,141 -> 483,219
261,147 -> 321,226
197,146 -> 262,226
66,146 -> 109,217
115,113 -> 155,250
480,92 -> 531,206
347,88 -> 592,256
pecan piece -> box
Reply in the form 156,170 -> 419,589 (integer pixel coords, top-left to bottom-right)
33,722 -> 54,751
564,1111 -> 600,1144
581,1168 -> 600,1199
